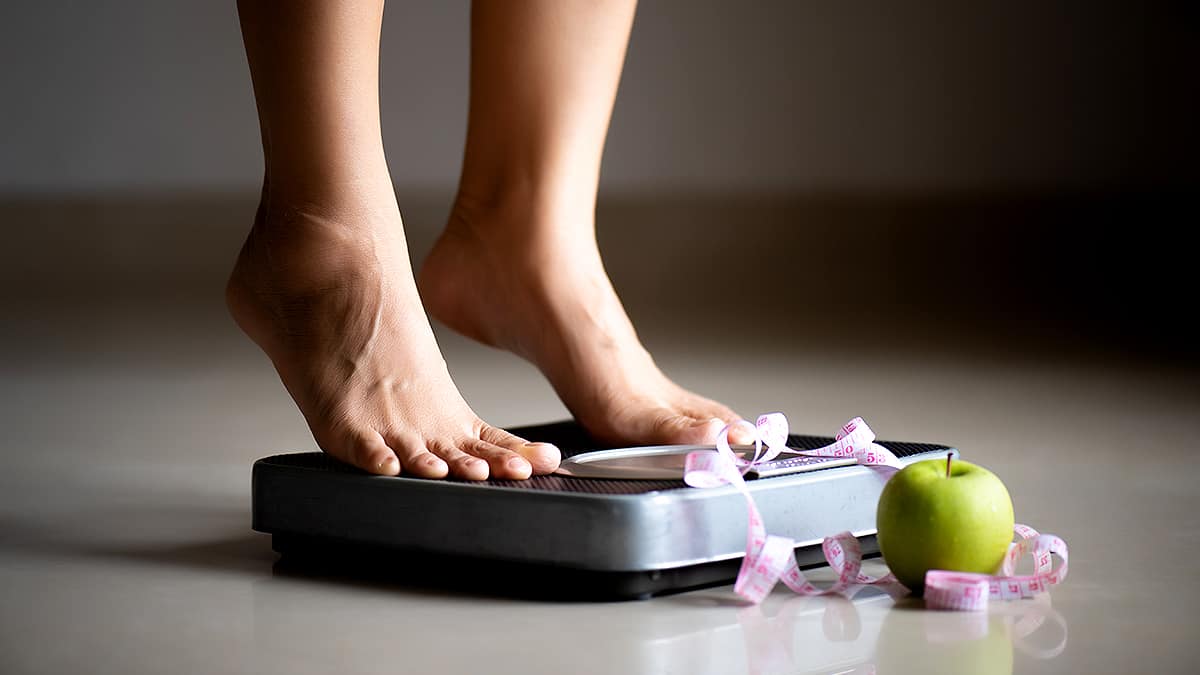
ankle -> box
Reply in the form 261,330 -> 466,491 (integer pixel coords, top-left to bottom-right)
259,164 -> 400,225
446,183 -> 598,257
234,182 -> 410,296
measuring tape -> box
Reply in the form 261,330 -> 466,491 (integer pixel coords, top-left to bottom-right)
683,414 -> 1069,610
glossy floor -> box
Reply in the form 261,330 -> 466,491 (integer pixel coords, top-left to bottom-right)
2,300 -> 1197,675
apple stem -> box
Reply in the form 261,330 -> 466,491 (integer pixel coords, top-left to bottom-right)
946,452 -> 953,477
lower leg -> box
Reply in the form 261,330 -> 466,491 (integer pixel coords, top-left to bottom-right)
454,0 -> 635,229
421,0 -> 744,445
231,0 -> 558,479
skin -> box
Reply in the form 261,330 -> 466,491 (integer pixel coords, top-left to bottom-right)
230,0 -> 748,481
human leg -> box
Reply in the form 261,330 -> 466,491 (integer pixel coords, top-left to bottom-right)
229,0 -> 559,479
420,0 -> 745,445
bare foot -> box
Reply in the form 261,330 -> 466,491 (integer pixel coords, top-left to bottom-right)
226,198 -> 559,479
419,198 -> 746,447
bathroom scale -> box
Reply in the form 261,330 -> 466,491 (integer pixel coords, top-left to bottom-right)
253,421 -> 956,600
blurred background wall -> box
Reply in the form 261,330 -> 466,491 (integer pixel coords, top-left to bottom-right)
0,1 -> 1196,360
1,1 -> 1194,194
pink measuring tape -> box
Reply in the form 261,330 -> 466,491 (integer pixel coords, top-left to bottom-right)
682,414 -> 1069,610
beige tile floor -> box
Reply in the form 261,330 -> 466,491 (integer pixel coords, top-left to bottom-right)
2,304 -> 1197,675
1,195 -> 1197,674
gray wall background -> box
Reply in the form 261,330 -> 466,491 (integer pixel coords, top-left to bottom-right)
1,1 -> 1194,196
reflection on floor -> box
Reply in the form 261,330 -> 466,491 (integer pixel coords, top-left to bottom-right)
0,194 -> 1196,674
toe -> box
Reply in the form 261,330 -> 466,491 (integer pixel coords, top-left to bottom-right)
337,430 -> 400,476
515,442 -> 560,475
480,425 -> 561,475
650,413 -> 728,445
682,399 -> 749,444
463,439 -> 532,480
426,439 -> 490,481
725,419 -> 757,445
388,435 -> 450,479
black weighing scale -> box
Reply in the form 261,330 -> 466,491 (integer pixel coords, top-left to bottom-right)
253,421 -> 955,599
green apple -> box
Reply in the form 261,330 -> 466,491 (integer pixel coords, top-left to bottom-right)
876,456 -> 1014,593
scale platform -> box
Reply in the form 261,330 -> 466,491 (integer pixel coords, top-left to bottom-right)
253,421 -> 955,599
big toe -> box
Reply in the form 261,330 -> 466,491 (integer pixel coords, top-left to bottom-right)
481,425 -> 561,475
647,414 -> 729,445
635,405 -> 754,446
515,442 -> 561,474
